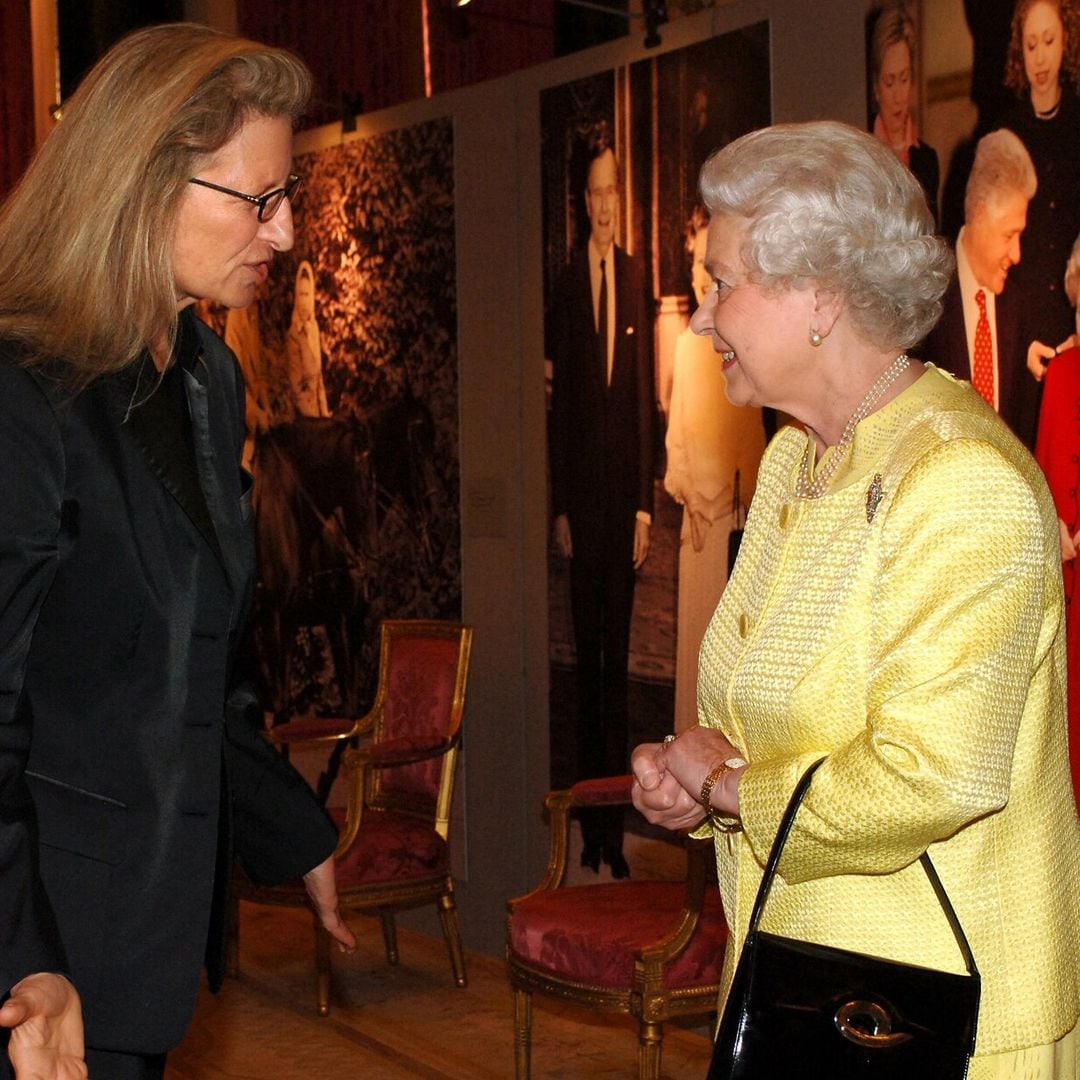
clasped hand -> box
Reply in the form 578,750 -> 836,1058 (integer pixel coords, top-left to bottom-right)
631,725 -> 743,830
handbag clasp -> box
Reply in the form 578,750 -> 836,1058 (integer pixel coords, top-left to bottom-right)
834,999 -> 913,1050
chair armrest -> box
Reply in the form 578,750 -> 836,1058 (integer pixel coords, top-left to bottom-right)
350,733 -> 457,770
560,774 -> 634,808
636,836 -> 713,967
507,775 -> 635,908
332,736 -> 459,859
267,716 -> 356,746
266,705 -> 378,748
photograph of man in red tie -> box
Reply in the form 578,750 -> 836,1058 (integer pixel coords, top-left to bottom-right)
919,128 -> 1040,446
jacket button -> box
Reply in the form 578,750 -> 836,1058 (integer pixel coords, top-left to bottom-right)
739,613 -> 750,638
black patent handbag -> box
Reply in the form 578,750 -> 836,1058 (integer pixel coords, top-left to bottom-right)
708,759 -> 981,1079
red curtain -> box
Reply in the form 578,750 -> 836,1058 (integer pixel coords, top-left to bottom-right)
238,0 -> 425,127
237,0 -> 555,128
0,0 -> 36,200
427,1 -> 556,99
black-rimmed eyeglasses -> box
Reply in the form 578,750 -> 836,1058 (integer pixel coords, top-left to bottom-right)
187,173 -> 302,222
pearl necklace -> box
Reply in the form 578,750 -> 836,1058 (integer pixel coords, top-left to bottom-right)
795,353 -> 911,499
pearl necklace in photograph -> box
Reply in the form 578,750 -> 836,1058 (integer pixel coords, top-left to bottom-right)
795,352 -> 910,499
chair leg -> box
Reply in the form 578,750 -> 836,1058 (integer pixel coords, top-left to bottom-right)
437,890 -> 468,988
314,919 -> 332,1017
226,891 -> 240,978
637,1020 -> 663,1080
513,988 -> 532,1080
380,911 -> 399,965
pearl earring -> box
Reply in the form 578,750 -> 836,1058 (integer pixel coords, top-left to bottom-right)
721,351 -> 735,362
809,329 -> 823,347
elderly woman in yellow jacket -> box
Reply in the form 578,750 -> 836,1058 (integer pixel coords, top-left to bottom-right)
632,120 -> 1080,1077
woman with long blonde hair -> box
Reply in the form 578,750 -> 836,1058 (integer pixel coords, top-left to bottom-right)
0,24 -> 354,1080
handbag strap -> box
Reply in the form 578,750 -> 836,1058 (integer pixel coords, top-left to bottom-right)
745,758 -> 979,979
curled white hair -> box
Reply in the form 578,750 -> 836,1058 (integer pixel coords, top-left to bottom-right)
698,120 -> 953,350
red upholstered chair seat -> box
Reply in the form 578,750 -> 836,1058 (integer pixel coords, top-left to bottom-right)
506,774 -> 727,1079
509,881 -> 726,988
328,807 -> 450,886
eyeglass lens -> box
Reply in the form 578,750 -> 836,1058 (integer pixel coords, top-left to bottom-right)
260,176 -> 303,222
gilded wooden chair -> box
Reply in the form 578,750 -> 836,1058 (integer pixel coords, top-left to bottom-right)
232,618 -> 473,1016
506,775 -> 726,1079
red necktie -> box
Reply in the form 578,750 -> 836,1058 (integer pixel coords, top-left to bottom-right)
972,289 -> 994,407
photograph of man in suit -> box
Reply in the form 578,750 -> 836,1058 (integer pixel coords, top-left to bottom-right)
549,139 -> 655,878
921,128 -> 1039,446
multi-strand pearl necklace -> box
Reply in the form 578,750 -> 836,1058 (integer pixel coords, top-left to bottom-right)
795,352 -> 911,499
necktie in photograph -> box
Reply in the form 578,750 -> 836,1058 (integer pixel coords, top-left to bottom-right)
972,289 -> 994,408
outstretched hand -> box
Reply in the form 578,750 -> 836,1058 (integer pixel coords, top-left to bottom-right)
303,855 -> 358,954
0,972 -> 86,1080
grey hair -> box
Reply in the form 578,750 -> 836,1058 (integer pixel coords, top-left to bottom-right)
698,120 -> 953,350
964,128 -> 1037,221
1065,231 -> 1080,309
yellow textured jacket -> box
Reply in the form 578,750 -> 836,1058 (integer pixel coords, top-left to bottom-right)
700,365 -> 1080,1057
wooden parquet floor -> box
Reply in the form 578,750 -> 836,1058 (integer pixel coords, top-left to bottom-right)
167,898 -> 714,1079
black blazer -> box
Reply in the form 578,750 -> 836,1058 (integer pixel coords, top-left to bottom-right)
908,140 -> 940,227
0,310 -> 336,1055
919,274 -> 1041,449
549,244 -> 655,544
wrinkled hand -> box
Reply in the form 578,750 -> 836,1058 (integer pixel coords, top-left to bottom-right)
632,725 -> 745,830
303,856 -> 357,954
632,742 -> 706,830
633,518 -> 651,569
1027,339 -> 1056,382
0,973 -> 86,1080
553,514 -> 572,559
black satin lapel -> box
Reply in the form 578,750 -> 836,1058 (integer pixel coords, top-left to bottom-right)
113,358 -> 224,564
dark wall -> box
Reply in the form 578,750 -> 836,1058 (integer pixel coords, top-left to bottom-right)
58,0 -> 185,99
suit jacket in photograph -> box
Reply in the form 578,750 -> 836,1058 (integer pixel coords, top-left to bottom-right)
920,273 -> 1041,448
548,244 -> 655,551
0,308 -> 337,1055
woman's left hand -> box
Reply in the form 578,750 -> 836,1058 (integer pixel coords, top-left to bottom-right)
1,973 -> 87,1080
